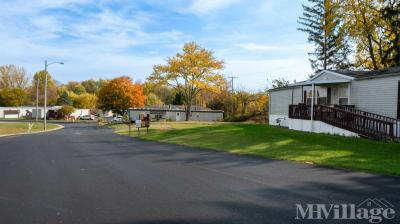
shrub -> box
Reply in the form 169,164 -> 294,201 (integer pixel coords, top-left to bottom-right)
224,114 -> 252,122
58,105 -> 75,117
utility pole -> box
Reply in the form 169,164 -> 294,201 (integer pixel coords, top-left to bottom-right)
227,76 -> 238,116
44,60 -> 48,130
35,76 -> 39,122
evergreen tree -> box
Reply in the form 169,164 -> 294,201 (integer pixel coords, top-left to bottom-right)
298,0 -> 351,71
57,91 -> 73,106
272,78 -> 290,89
172,92 -> 184,105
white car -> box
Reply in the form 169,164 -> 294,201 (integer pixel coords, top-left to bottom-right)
80,115 -> 95,120
113,116 -> 123,122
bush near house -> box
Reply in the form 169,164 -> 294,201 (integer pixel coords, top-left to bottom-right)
58,105 -> 75,118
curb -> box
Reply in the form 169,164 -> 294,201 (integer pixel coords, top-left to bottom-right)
0,123 -> 64,138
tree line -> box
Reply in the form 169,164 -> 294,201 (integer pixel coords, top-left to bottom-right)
0,64 -> 103,110
299,0 -> 399,71
0,43 -> 269,121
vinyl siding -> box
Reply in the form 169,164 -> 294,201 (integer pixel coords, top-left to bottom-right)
350,75 -> 400,119
165,111 -> 223,121
269,87 -> 302,116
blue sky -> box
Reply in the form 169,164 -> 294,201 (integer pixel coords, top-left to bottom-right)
0,0 -> 313,90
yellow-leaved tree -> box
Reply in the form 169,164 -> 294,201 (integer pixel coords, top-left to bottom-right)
344,0 -> 400,69
148,42 -> 225,121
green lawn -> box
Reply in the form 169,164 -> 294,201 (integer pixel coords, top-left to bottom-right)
111,122 -> 400,176
0,118 -> 29,121
0,122 -> 60,135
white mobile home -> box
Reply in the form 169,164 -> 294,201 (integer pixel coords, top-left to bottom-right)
269,67 -> 400,140
0,106 -> 91,119
128,106 -> 223,122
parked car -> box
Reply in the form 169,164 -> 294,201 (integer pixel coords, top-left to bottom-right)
80,115 -> 95,120
113,116 -> 123,122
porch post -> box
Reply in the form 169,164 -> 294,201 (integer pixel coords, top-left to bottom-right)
311,83 -> 315,132
291,87 -> 294,105
348,83 -> 351,105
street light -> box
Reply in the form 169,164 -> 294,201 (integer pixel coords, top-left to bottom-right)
43,60 -> 64,130
35,77 -> 39,122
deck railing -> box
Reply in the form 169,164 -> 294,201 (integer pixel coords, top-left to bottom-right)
333,105 -> 399,124
289,104 -> 399,140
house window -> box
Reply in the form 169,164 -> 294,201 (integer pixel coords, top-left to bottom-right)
339,98 -> 348,105
318,97 -> 328,105
305,87 -> 327,105
316,88 -> 328,105
338,86 -> 348,98
306,89 -> 314,105
338,85 -> 349,105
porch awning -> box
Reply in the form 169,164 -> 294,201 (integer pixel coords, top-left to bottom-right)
289,70 -> 355,87
290,79 -> 351,87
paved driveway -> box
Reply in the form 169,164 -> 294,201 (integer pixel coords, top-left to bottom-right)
0,123 -> 399,223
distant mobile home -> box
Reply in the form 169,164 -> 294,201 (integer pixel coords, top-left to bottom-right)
269,67 -> 400,140
0,106 -> 91,119
128,106 -> 223,122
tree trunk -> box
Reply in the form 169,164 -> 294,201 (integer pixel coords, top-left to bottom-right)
241,105 -> 246,116
367,34 -> 379,70
184,90 -> 192,121
359,6 -> 379,70
185,104 -> 191,121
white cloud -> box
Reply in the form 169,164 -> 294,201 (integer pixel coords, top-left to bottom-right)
189,0 -> 242,14
235,43 -> 313,52
35,0 -> 94,8
235,43 -> 278,51
224,58 -> 313,90
0,0 -> 312,90
0,0 -> 95,16
65,9 -> 145,49
257,1 -> 275,13
0,33 -> 164,83
0,0 -> 187,83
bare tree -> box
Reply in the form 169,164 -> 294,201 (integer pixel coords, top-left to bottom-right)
0,64 -> 29,89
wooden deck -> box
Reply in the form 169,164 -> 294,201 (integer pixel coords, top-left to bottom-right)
289,104 -> 399,140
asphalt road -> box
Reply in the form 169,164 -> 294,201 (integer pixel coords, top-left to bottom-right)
0,123 -> 399,224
